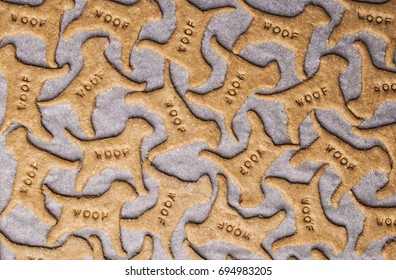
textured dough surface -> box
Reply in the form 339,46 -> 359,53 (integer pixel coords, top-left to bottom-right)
0,0 -> 395,260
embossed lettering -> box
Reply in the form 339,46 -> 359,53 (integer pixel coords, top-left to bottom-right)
240,147 -> 266,175
158,193 -> 177,226
94,147 -> 130,160
178,20 -> 196,52
17,76 -> 32,110
19,162 -> 38,194
11,13 -> 46,27
218,221 -> 251,240
358,11 -> 392,25
295,86 -> 328,107
73,209 -> 109,221
94,10 -> 129,29
74,72 -> 104,97
325,144 -> 357,170
301,198 -> 315,232
263,21 -> 299,39
165,101 -> 186,132
225,71 -> 245,104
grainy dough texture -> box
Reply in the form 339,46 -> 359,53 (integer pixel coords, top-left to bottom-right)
0,0 -> 395,260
